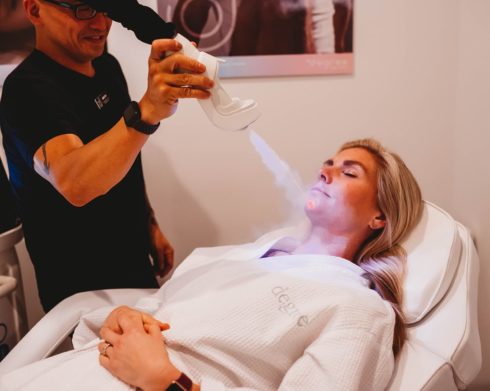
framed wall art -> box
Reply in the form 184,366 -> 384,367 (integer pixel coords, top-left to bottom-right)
157,0 -> 354,78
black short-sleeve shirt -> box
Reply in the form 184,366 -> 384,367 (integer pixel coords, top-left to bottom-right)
0,50 -> 158,311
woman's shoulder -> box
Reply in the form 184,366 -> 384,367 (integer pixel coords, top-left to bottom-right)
330,282 -> 396,327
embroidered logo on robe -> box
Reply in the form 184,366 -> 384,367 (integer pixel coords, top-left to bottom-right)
272,286 -> 309,327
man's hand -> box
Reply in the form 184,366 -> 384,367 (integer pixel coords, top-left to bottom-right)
149,219 -> 174,278
139,38 -> 214,124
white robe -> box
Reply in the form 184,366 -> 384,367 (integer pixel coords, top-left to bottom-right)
1,229 -> 396,390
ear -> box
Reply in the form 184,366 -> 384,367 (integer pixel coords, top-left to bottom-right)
24,0 -> 41,23
369,214 -> 386,230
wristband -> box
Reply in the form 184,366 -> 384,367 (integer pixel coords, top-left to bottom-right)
166,372 -> 193,391
123,101 -> 160,135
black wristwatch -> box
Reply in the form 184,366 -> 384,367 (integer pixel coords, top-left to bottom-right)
123,101 -> 160,134
166,372 -> 193,391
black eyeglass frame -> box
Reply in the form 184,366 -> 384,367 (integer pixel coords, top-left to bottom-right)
42,0 -> 100,20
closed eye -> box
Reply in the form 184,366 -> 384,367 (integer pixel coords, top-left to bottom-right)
343,171 -> 357,178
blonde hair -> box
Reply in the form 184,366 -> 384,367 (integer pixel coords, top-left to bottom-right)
339,138 -> 423,356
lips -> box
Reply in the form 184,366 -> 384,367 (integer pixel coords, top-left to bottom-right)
82,32 -> 108,43
85,35 -> 105,41
311,187 -> 330,198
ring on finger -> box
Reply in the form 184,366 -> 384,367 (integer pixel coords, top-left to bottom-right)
101,341 -> 112,357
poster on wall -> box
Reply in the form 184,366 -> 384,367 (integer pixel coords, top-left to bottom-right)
0,0 -> 36,87
157,0 -> 353,78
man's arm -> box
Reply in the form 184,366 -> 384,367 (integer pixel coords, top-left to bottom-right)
144,189 -> 174,277
33,38 -> 214,206
33,119 -> 147,206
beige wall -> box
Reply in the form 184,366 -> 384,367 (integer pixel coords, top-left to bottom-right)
453,1 -> 490,390
3,0 -> 489,388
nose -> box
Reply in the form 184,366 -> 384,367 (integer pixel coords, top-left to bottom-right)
89,11 -> 111,30
320,166 -> 332,184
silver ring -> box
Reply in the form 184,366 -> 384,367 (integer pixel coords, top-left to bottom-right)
101,341 -> 112,357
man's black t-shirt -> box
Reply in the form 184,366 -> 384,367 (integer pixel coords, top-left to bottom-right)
0,50 -> 158,311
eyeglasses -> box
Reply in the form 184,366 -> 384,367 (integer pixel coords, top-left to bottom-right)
42,0 -> 101,20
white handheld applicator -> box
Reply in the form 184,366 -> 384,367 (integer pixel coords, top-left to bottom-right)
172,34 -> 261,131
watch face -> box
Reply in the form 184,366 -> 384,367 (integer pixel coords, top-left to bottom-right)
124,101 -> 141,126
123,101 -> 159,134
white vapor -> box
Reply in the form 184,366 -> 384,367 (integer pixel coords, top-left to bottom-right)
248,129 -> 307,224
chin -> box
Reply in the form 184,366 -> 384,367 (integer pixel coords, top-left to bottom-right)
82,41 -> 106,58
304,204 -> 323,224
92,45 -> 106,57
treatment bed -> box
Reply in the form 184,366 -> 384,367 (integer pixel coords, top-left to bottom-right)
0,201 -> 482,390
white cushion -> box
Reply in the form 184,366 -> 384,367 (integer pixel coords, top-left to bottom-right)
402,201 -> 461,324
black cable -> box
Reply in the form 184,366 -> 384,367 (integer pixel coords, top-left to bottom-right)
83,0 -> 176,44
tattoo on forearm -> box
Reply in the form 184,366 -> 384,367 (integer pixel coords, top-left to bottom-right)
41,143 -> 50,174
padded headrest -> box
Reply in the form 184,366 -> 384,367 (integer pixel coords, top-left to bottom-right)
402,201 -> 461,324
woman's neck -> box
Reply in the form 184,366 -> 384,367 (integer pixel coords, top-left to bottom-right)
292,225 -> 365,261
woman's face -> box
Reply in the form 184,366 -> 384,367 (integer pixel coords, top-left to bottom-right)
305,147 -> 382,235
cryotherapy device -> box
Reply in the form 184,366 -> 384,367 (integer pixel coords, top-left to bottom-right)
84,0 -> 260,131
170,34 -> 260,131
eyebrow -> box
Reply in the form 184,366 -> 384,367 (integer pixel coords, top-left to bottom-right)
323,159 -> 368,173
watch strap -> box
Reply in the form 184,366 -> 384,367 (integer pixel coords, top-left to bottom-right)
166,372 -> 193,391
123,101 -> 160,135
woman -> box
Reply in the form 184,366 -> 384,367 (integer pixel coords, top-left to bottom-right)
0,138 -> 422,391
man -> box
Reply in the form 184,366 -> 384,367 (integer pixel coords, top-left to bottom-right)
0,0 -> 214,312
